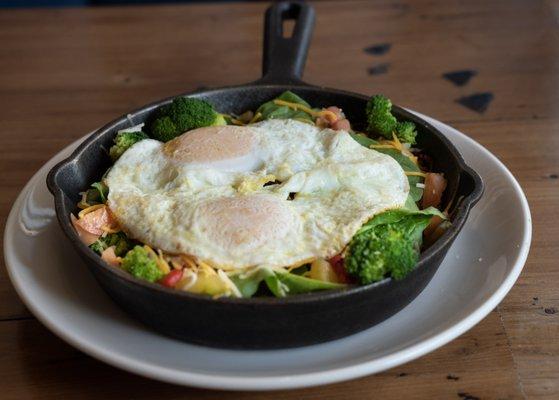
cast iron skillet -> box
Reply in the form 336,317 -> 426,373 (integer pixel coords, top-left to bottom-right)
47,2 -> 483,349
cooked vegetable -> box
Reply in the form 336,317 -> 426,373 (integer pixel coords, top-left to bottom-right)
90,232 -> 134,257
344,208 -> 445,284
366,94 -> 397,139
309,258 -> 340,283
422,172 -> 447,208
187,266 -> 235,296
101,246 -> 121,267
121,246 -> 164,282
395,121 -> 418,145
109,130 -> 149,161
229,267 -> 346,298
265,270 -> 345,297
159,269 -> 184,288
366,94 -> 417,144
78,181 -> 109,208
150,97 -> 226,142
256,91 -> 315,122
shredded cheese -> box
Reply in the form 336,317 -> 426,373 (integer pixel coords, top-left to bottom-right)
179,269 -> 198,291
370,144 -> 398,150
405,171 -> 427,177
156,249 -> 172,274
370,132 -> 419,166
249,112 -> 262,124
231,118 -> 245,126
101,225 -> 120,234
143,245 -> 171,274
217,269 -> 242,298
77,204 -> 105,219
272,99 -> 338,122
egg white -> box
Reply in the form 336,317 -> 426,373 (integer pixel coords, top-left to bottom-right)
105,119 -> 409,269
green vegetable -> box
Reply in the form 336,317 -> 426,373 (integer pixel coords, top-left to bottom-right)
344,208 -> 445,284
229,267 -> 346,298
396,121 -> 418,145
365,94 -> 417,144
229,268 -> 276,298
256,91 -> 314,123
82,181 -> 109,206
109,129 -> 149,161
150,97 -> 226,142
121,246 -> 163,283
265,271 -> 345,297
349,133 -> 424,201
366,94 -> 397,139
89,232 -> 134,257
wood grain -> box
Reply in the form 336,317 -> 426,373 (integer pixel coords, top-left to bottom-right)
0,0 -> 557,398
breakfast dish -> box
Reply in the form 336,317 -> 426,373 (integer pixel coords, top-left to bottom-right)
71,92 -> 450,298
41,2 -> 483,348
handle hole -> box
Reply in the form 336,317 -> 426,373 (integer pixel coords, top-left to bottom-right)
282,18 -> 296,38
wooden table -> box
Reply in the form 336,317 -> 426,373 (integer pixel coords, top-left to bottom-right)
1,1 -> 557,398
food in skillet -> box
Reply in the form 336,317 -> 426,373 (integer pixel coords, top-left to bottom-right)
71,92 -> 450,298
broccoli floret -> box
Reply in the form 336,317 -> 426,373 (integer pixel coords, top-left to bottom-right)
344,213 -> 432,284
150,97 -> 226,142
109,130 -> 149,161
396,121 -> 417,145
89,232 -> 134,257
345,223 -> 417,284
121,246 -> 163,283
151,116 -> 178,143
366,95 -> 398,139
366,94 -> 418,144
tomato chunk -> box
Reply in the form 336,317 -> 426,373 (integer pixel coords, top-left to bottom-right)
159,269 -> 184,288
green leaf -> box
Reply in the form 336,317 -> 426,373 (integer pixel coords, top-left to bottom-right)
229,268 -> 275,298
404,194 -> 419,212
230,266 -> 346,298
350,132 -> 378,147
256,91 -> 314,122
90,182 -> 108,203
358,207 -> 445,234
84,181 -> 109,205
265,270 -> 346,297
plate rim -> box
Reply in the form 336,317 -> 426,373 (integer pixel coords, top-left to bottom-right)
3,115 -> 532,390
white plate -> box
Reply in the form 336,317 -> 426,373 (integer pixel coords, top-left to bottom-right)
4,115 -> 531,391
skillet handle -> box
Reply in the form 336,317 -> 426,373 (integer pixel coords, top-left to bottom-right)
257,1 -> 315,85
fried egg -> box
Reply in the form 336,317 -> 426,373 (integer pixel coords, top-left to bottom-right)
105,119 -> 409,269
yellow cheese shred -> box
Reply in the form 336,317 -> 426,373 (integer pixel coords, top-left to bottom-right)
405,171 -> 427,177
77,204 -> 105,219
272,99 -> 338,122
249,112 -> 262,124
101,225 -> 120,234
143,245 -> 171,275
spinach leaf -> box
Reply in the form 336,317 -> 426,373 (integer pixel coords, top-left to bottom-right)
265,271 -> 346,297
229,267 -> 346,298
229,268 -> 274,298
256,91 -> 314,122
84,181 -> 109,205
358,206 -> 445,234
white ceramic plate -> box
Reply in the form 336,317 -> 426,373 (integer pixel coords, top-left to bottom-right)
4,115 -> 531,391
